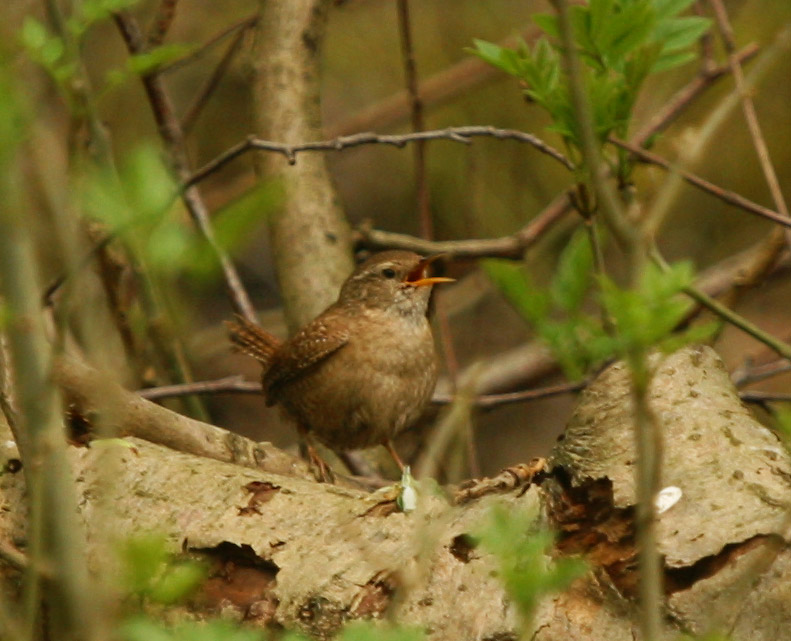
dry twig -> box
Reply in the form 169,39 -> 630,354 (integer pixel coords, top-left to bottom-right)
113,10 -> 257,323
186,126 -> 574,187
709,1 -> 791,248
610,137 -> 790,229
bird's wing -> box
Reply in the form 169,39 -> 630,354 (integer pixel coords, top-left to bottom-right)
263,314 -> 350,403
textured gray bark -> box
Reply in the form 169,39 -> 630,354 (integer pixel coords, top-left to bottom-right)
252,0 -> 354,333
1,345 -> 789,639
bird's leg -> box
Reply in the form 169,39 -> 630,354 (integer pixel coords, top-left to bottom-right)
384,439 -> 406,471
298,425 -> 335,483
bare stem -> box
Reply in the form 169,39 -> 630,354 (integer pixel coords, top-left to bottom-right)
552,1 -> 662,638
113,10 -> 258,323
610,137 -> 789,229
181,19 -> 254,134
396,0 -> 432,240
186,126 -> 574,187
0,177 -> 102,641
708,1 -> 791,249
146,0 -> 179,47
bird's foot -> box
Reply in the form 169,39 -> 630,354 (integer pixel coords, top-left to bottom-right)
306,443 -> 336,484
384,439 -> 406,471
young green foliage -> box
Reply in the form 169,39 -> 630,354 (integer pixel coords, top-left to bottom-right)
118,532 -> 207,606
81,144 -> 276,284
485,230 -> 715,380
483,229 -> 607,380
596,261 -> 716,368
476,505 -> 586,629
22,0 -> 192,98
471,0 -> 710,170
772,405 -> 791,451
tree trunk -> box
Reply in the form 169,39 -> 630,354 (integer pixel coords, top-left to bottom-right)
252,0 -> 354,332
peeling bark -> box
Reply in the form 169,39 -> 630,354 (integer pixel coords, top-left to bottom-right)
2,345 -> 790,639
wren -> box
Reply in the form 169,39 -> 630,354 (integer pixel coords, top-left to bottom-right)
227,250 -> 453,480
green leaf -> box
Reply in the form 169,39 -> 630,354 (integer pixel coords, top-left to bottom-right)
123,145 -> 177,219
604,2 -> 656,65
79,0 -> 140,26
655,16 -> 711,53
469,39 -> 520,77
476,505 -> 586,624
550,229 -> 594,313
541,318 -> 602,380
146,217 -> 193,275
589,0 -> 616,40
149,561 -> 207,605
653,49 -> 696,72
532,13 -> 559,38
128,43 -> 195,76
212,181 -> 282,250
119,532 -> 170,596
653,0 -> 696,20
21,17 -> 65,70
598,261 -> 699,357
482,259 -> 549,326
21,17 -> 49,50
659,321 -> 717,354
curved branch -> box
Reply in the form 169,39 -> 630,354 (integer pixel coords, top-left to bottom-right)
185,126 -> 574,188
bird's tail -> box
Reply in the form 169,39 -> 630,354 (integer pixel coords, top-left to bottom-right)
226,315 -> 281,368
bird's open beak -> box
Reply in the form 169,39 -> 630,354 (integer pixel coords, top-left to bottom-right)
404,254 -> 455,287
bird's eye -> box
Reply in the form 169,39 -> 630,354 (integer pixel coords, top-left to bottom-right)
382,267 -> 397,279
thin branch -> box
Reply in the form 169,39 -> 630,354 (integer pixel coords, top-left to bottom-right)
630,43 -> 760,147
113,10 -> 258,323
357,190 -> 573,259
158,14 -> 259,74
732,359 -> 791,388
186,126 -> 574,188
684,286 -> 791,361
740,391 -> 791,404
708,2 -> 791,249
359,43 -> 760,260
454,458 -> 546,505
181,18 -> 250,135
326,25 -> 542,138
396,0 -> 432,240
610,137 -> 791,229
135,372 -> 586,410
553,3 -> 661,640
695,0 -> 717,71
0,142 -> 101,641
146,0 -> 179,47
652,248 -> 791,362
553,0 -> 636,250
433,379 -> 587,409
137,375 -> 261,400
395,0 -> 468,472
